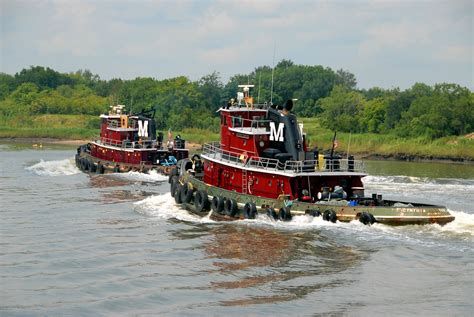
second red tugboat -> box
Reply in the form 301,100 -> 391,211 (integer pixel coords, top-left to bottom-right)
76,105 -> 188,174
170,85 -> 454,226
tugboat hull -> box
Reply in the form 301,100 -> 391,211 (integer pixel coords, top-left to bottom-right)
172,172 -> 454,226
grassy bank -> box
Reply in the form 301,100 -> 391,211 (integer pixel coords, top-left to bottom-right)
1,114 -> 473,161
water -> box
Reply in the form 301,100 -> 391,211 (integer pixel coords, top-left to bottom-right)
1,143 -> 473,316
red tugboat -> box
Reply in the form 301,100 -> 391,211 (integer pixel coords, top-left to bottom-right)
170,85 -> 454,226
76,105 -> 188,174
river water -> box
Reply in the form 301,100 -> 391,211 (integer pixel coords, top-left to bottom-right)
1,143 -> 473,316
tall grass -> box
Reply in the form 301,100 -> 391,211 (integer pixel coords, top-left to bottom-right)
1,114 -> 472,160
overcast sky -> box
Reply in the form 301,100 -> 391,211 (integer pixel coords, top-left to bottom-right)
1,0 -> 472,89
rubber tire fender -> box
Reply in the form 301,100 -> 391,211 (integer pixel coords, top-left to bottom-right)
224,198 -> 238,217
306,209 -> 321,217
211,196 -> 225,214
170,176 -> 179,197
266,207 -> 278,220
174,184 -> 183,204
96,163 -> 104,174
194,190 -> 210,212
243,202 -> 257,219
180,183 -> 194,203
323,209 -> 337,223
88,160 -> 97,173
359,211 -> 375,225
279,207 -> 292,221
168,168 -> 179,184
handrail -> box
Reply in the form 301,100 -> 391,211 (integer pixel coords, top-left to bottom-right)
95,137 -> 158,150
201,142 -> 366,174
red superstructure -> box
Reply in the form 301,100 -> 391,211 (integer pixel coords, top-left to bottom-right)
76,105 -> 188,174
200,85 -> 366,202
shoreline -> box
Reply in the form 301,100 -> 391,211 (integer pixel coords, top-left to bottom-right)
1,137 -> 472,164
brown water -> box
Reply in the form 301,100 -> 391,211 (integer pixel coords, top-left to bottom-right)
1,143 -> 473,316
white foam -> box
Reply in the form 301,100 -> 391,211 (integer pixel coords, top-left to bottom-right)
26,158 -> 80,176
112,170 -> 169,183
133,193 -> 215,223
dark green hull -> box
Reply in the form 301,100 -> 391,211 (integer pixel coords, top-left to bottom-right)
174,173 -> 455,226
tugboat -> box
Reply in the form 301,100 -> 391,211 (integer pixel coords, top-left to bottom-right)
170,85 -> 455,226
76,105 -> 188,174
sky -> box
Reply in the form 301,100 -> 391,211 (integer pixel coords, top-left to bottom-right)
1,0 -> 472,90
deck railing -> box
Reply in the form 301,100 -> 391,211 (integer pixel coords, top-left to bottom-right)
95,137 -> 158,150
201,142 -> 366,174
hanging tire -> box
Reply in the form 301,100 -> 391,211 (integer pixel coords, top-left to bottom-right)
180,183 -> 194,203
174,184 -> 183,204
243,202 -> 257,219
89,160 -> 97,173
359,211 -> 375,225
211,196 -> 225,214
266,207 -> 278,220
224,198 -> 238,217
96,163 -> 104,174
168,168 -> 179,184
194,190 -> 210,212
323,209 -> 337,223
279,207 -> 292,221
306,209 -> 321,217
170,176 -> 178,197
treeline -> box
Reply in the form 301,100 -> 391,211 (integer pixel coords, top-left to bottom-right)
0,62 -> 472,138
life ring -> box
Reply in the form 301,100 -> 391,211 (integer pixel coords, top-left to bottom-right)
180,182 -> 194,203
279,207 -> 292,221
323,209 -> 337,223
266,207 -> 278,220
243,202 -> 257,219
224,198 -> 238,217
174,183 -> 183,204
359,211 -> 376,225
211,196 -> 225,214
194,190 -> 210,213
239,152 -> 248,164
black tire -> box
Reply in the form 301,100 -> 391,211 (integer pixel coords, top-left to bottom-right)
174,184 -> 183,204
96,163 -> 104,174
359,211 -> 375,225
81,159 -> 89,171
266,207 -> 278,220
211,196 -> 225,214
308,209 -> 321,217
279,207 -> 292,221
180,183 -> 194,203
89,160 -> 97,173
323,209 -> 337,223
194,190 -> 210,212
243,202 -> 257,219
168,168 -> 179,183
224,198 -> 238,217
170,176 -> 178,197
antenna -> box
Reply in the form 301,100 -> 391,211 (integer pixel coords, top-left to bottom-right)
257,72 -> 261,104
270,42 -> 276,103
